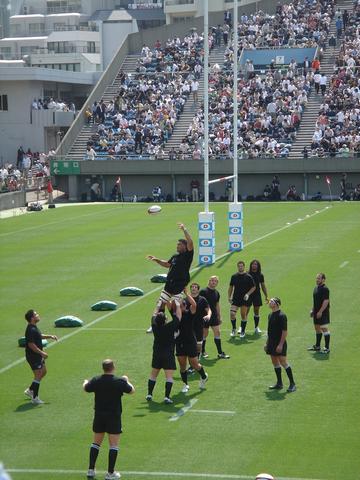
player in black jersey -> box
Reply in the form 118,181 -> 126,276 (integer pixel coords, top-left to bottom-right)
190,282 -> 211,360
200,276 -> 230,359
24,309 -> 58,405
176,289 -> 209,393
228,261 -> 256,338
308,273 -> 331,354
146,301 -> 180,404
84,359 -> 135,480
146,223 -> 194,333
265,298 -> 296,393
248,260 -> 269,334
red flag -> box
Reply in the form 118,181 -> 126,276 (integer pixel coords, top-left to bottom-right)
326,176 -> 331,185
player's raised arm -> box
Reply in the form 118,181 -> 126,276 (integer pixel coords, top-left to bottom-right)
146,255 -> 170,268
178,223 -> 193,251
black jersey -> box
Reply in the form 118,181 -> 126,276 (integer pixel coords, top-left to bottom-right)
193,295 -> 209,327
267,310 -> 287,345
85,374 -> 133,415
313,284 -> 330,314
230,272 -> 255,301
25,324 -> 42,356
167,249 -> 194,284
199,287 -> 220,321
152,314 -> 179,351
177,308 -> 195,343
249,271 -> 264,295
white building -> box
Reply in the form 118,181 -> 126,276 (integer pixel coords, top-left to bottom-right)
164,0 -> 257,24
0,0 -> 165,163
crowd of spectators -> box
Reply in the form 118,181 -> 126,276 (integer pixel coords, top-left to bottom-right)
182,68 -> 309,159
31,98 -> 76,112
0,146 -> 53,194
174,0 -> 336,160
308,3 -> 360,157
85,32 -> 206,159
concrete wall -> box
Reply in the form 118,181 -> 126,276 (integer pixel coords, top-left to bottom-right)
101,20 -> 138,69
0,190 -> 26,210
53,157 -> 360,201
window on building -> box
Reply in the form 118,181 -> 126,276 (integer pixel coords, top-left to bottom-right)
10,24 -> 21,36
20,46 -> 39,55
86,42 -> 95,53
29,23 -> 45,35
0,47 -> 11,59
0,95 -> 8,111
46,0 -> 82,14
53,23 -> 67,31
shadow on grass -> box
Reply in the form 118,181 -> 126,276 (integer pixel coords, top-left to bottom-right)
216,251 -> 236,268
226,336 -> 255,346
137,389 -> 204,415
311,352 -> 330,361
14,402 -> 37,412
264,390 -> 287,401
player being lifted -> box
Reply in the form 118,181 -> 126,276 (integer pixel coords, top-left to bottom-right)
146,223 -> 194,333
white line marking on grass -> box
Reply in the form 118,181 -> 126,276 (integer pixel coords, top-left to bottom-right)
6,468 -> 327,480
85,327 -> 145,331
0,286 -> 161,375
0,206 -> 117,237
190,409 -> 235,415
339,261 -> 349,269
0,205 -> 331,375
169,398 -> 198,422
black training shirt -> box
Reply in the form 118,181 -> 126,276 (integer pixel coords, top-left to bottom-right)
230,272 -> 255,301
167,249 -> 194,283
199,287 -> 220,321
249,271 -> 265,295
152,313 -> 179,351
25,324 -> 42,356
313,284 -> 330,314
267,310 -> 287,345
192,295 -> 209,326
85,374 -> 133,415
177,308 -> 195,343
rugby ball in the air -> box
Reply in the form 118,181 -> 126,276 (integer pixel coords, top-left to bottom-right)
256,474 -> 274,480
148,205 -> 162,215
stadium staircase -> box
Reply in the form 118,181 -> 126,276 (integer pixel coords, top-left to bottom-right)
163,45 -> 225,157
288,0 -> 353,158
66,55 -> 140,160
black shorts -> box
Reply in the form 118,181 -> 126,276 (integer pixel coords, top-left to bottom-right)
232,299 -> 252,308
152,350 -> 176,370
164,279 -> 187,295
176,338 -> 197,358
203,315 -> 220,328
313,313 -> 330,326
26,354 -> 44,371
93,412 -> 122,434
250,293 -> 262,307
266,341 -> 287,356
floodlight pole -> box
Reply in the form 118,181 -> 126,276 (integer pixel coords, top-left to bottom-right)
228,0 -> 244,252
198,1 -> 215,265
233,0 -> 238,203
203,0 -> 209,214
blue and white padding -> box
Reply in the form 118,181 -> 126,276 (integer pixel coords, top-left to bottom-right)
198,211 -> 216,265
228,202 -> 243,251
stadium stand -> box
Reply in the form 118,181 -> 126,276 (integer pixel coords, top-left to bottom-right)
64,0 -> 355,162
305,1 -> 360,157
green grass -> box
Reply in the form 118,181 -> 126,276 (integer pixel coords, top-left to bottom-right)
0,202 -> 360,480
